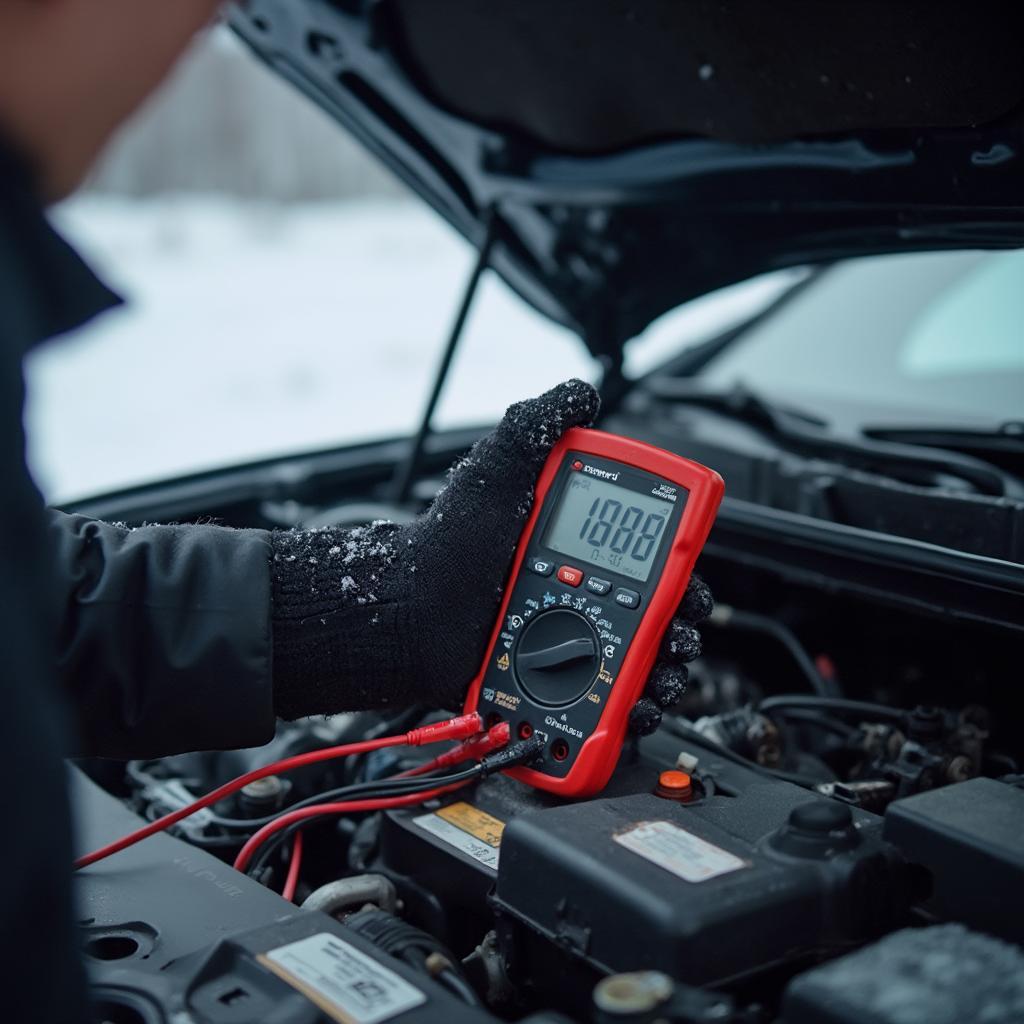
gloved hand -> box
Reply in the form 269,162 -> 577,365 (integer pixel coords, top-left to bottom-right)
627,573 -> 712,736
270,379 -> 710,733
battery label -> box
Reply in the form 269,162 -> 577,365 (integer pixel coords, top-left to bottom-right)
411,801 -> 505,871
613,820 -> 748,883
258,932 -> 426,1024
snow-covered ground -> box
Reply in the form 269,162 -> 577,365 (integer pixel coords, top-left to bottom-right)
24,195 -> 787,503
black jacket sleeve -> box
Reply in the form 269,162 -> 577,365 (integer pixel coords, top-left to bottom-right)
50,512 -> 277,759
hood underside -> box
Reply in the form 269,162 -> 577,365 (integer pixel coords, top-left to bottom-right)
230,0 -> 1024,360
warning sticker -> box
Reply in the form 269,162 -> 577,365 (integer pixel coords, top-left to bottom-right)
411,801 -> 505,871
613,820 -> 748,883
437,802 -> 506,845
259,932 -> 426,1024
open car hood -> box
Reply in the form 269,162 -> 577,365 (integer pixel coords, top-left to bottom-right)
229,0 -> 1024,363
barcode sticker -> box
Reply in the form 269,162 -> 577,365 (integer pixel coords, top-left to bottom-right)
259,932 -> 426,1024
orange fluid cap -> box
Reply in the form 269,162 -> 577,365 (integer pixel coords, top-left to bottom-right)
655,770 -> 694,800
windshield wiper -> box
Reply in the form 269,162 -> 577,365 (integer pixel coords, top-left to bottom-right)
645,380 -> 1024,499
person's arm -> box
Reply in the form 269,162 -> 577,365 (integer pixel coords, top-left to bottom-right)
51,513 -> 275,759
53,380 -> 709,761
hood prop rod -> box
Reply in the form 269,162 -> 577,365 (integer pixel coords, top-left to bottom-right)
389,206 -> 499,505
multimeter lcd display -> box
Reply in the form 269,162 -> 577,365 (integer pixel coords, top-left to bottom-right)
544,472 -> 675,582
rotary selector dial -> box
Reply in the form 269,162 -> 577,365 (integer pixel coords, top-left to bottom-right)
514,609 -> 600,707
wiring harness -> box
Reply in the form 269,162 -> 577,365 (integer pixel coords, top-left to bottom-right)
73,713 -> 536,879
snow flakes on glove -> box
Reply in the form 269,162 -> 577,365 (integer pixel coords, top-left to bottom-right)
270,380 -> 599,719
627,574 -> 714,737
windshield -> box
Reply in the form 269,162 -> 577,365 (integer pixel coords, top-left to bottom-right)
699,249 -> 1024,432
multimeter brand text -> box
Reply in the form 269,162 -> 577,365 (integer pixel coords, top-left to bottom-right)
581,464 -> 620,481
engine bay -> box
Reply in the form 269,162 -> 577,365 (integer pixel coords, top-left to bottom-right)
76,522 -> 1024,1023
67,305 -> 1024,1024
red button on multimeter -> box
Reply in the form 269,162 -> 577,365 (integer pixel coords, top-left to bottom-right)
556,565 -> 583,587
464,427 -> 724,797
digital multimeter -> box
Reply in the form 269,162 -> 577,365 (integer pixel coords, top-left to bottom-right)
464,427 -> 724,797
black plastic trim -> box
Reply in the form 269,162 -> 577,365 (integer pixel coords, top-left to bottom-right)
708,496 -> 1024,633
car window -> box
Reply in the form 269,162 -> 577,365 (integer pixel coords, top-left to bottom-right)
902,250 -> 1024,376
699,249 -> 1024,429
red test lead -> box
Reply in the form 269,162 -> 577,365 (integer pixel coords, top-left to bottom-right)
232,783 -> 472,873
235,735 -> 544,874
400,721 -> 512,778
74,712 -> 483,870
405,712 -> 485,746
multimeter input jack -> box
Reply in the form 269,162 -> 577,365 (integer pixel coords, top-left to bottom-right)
551,739 -> 570,761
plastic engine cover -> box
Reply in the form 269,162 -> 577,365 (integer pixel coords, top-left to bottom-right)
782,924 -> 1024,1024
493,784 -> 911,991
72,769 -> 494,1024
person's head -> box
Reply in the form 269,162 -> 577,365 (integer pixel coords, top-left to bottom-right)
0,0 -> 222,200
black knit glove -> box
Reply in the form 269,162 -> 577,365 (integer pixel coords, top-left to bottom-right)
270,379 -> 709,731
627,573 -> 713,736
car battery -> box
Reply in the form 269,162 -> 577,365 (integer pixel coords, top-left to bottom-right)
491,780 -> 912,998
376,751 -> 678,953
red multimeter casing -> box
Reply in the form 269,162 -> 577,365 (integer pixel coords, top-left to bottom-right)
464,427 -> 724,797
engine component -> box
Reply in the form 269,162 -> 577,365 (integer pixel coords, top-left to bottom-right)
492,782 -> 911,999
238,775 -> 287,816
187,915 -> 492,1023
814,779 -> 895,813
781,925 -> 1024,1024
378,776 -> 550,954
690,707 -> 783,767
858,704 -> 989,798
595,973 -> 675,1017
301,874 -> 398,916
73,769 -> 493,1023
463,931 -> 515,1009
592,971 -> 752,1024
344,908 -> 482,1007
883,776 -> 1024,943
